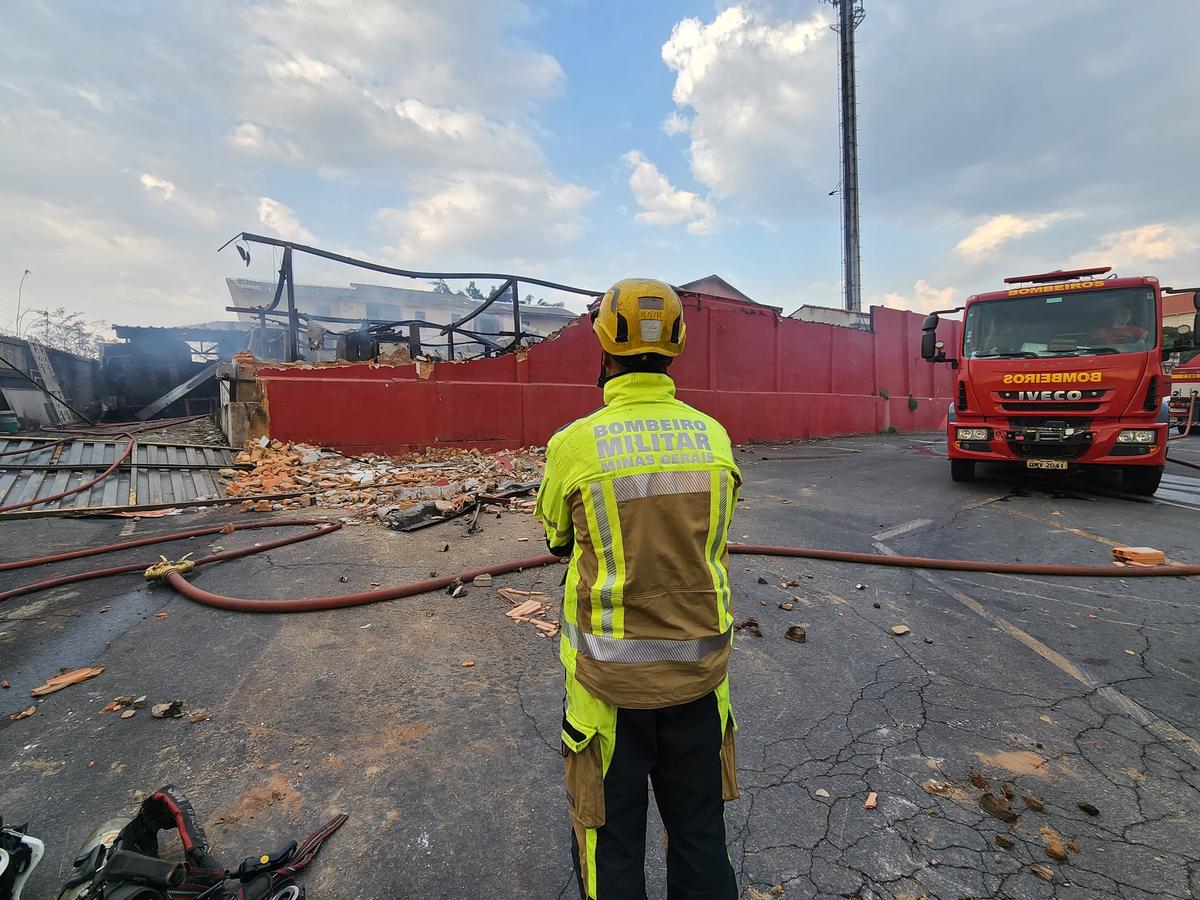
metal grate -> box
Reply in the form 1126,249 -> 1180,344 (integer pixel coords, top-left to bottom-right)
0,437 -> 238,513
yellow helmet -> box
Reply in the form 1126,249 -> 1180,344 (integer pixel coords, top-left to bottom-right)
591,278 -> 686,357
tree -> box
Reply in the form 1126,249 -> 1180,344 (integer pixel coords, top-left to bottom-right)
429,279 -> 453,293
464,281 -> 485,300
26,307 -> 108,359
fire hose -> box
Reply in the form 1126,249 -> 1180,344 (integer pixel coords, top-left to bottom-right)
1,519 -> 1197,615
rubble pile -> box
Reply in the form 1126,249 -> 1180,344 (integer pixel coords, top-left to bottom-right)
221,438 -> 545,524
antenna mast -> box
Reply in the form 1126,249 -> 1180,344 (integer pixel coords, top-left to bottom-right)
826,0 -> 864,312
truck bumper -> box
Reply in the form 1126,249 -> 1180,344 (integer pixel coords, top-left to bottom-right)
946,420 -> 1167,467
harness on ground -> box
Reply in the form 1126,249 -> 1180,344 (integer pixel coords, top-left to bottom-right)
60,786 -> 346,900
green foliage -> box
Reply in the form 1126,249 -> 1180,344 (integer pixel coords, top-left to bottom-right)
26,307 -> 107,359
907,395 -> 919,412
429,279 -> 453,294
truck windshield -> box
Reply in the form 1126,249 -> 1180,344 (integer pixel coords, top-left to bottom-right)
963,287 -> 1157,359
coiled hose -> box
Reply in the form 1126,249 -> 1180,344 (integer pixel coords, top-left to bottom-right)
1,520 -> 1197,615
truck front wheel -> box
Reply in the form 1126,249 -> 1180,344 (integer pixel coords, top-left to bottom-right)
1122,466 -> 1163,496
950,459 -> 976,482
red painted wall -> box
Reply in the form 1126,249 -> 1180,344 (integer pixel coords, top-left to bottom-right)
256,294 -> 962,453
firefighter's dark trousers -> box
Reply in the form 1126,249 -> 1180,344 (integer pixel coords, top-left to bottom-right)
565,690 -> 738,900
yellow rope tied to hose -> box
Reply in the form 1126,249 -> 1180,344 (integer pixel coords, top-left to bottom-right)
144,554 -> 196,581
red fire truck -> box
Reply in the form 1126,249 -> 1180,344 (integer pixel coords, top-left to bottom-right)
920,267 -> 1197,496
1170,359 -> 1200,435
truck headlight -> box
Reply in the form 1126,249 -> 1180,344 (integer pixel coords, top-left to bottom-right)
956,427 -> 990,441
1117,429 -> 1156,444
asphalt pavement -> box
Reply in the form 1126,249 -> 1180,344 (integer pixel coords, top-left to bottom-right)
2,433 -> 1198,899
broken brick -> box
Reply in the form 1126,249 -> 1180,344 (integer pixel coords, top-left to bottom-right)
979,793 -> 1018,824
1040,826 -> 1069,862
863,792 -> 878,810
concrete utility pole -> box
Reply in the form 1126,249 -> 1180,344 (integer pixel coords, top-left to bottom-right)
827,0 -> 864,313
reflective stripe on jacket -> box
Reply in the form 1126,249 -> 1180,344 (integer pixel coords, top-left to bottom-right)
535,372 -> 741,709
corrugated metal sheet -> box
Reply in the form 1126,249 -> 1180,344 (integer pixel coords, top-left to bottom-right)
0,438 -> 237,512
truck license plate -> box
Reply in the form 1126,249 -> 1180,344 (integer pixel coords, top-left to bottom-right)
1026,459 -> 1068,471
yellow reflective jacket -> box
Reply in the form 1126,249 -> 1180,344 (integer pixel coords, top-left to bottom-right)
535,372 -> 741,709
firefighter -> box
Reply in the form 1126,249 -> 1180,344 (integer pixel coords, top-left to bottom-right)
535,278 -> 741,900
1091,303 -> 1148,346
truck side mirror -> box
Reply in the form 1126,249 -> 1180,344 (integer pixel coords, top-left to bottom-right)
920,313 -> 941,362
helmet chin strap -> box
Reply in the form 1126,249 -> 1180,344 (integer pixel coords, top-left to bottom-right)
596,353 -> 612,388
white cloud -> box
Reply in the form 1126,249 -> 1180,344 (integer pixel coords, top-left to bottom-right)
1071,223 -> 1198,269
662,112 -> 690,136
882,279 -> 958,315
954,212 -> 1074,260
660,6 -> 834,212
374,174 -> 594,264
257,197 -> 318,245
623,150 -> 716,235
138,173 -> 176,200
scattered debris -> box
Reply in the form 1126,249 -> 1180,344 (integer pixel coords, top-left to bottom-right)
979,793 -> 1019,824
225,440 -> 544,526
889,625 -> 910,637
969,772 -> 989,790
863,792 -> 878,810
1112,546 -> 1166,566
448,581 -> 467,599
1022,793 -> 1045,812
0,680 -> 8,689
1001,782 -> 1015,799
855,584 -> 866,590
778,601 -> 794,611
1124,649 -> 1137,656
1030,864 -> 1054,882
9,706 -> 36,721
498,590 -> 558,637
339,575 -> 349,583
922,779 -> 953,796
219,522 -> 235,534
757,576 -> 769,585
506,599 -> 543,619
1040,826 -> 1070,862
784,625 -> 807,644
154,611 -> 169,621
814,788 -> 830,798
462,660 -> 476,668
473,573 -> 493,587
187,708 -> 211,724
31,666 -> 105,697
1076,800 -> 1100,817
1067,840 -> 1080,854
441,543 -> 450,552
120,709 -> 137,719
923,636 -> 933,644
994,835 -> 1014,850
151,700 -> 185,718
734,618 -> 763,637
99,606 -> 110,613
872,601 -> 881,609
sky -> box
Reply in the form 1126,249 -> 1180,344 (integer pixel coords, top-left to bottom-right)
1,0 -> 1198,330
